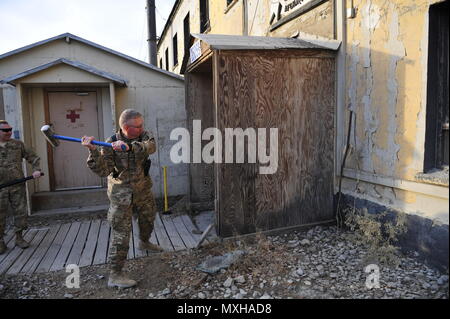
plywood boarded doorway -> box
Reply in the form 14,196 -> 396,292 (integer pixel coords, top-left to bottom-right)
215,50 -> 335,237
185,38 -> 336,238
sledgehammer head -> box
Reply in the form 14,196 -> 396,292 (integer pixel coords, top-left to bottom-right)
40,124 -> 60,147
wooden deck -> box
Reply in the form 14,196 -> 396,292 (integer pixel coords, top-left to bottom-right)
0,213 -> 216,275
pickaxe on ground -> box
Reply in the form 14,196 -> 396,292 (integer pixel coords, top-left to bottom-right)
0,173 -> 44,190
40,125 -> 126,150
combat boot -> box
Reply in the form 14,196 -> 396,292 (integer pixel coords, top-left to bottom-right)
139,240 -> 163,252
107,271 -> 137,288
0,240 -> 6,254
15,232 -> 30,249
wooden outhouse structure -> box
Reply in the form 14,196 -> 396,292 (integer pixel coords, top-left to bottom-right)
184,34 -> 338,237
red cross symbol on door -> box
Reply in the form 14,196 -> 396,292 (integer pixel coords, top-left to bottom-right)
66,110 -> 80,123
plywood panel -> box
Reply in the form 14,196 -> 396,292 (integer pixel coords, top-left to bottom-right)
185,71 -> 215,205
216,52 -> 257,237
254,56 -> 335,230
216,50 -> 335,236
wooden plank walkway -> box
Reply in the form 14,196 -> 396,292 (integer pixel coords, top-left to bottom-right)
0,212 -> 217,275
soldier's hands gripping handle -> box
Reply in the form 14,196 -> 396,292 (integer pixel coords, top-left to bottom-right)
111,140 -> 129,152
32,171 -> 43,179
81,136 -> 97,151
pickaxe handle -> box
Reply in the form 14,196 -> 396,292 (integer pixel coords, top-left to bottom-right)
0,173 -> 45,190
53,135 -> 126,150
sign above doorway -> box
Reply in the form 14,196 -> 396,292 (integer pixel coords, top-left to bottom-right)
270,0 -> 328,31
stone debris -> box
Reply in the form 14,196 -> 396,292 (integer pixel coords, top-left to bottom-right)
0,225 -> 448,299
196,250 -> 246,274
223,277 -> 233,288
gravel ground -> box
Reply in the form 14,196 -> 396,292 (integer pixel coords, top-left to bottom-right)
0,224 -> 448,299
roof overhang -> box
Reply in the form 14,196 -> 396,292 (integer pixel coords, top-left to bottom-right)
190,33 -> 340,51
0,33 -> 184,81
0,58 -> 128,87
182,33 -> 340,74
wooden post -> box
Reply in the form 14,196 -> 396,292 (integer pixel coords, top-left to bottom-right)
163,166 -> 171,215
147,0 -> 157,66
109,82 -> 117,133
16,84 -> 32,215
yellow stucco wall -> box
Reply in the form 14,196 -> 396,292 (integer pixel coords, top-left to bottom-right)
344,0 -> 448,223
346,0 -> 432,179
267,0 -> 334,38
157,0 -> 201,74
209,0 -> 333,37
157,0 -> 334,72
209,0 -> 244,35
155,0 -> 448,223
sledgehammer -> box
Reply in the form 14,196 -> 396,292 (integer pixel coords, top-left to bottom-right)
0,173 -> 44,190
40,125 -> 126,150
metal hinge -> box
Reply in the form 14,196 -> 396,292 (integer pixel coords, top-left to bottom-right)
443,122 -> 449,131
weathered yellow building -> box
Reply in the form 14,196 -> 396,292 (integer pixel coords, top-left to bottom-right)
158,0 -> 448,270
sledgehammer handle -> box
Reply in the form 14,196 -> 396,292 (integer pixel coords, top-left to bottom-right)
0,173 -> 45,190
54,135 -> 126,150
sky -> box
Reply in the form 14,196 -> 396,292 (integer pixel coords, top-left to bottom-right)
0,0 -> 176,63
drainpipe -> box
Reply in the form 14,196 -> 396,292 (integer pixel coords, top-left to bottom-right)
335,0 -> 347,191
243,0 -> 248,36
147,0 -> 158,66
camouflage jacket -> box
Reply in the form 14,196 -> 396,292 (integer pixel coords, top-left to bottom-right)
87,130 -> 156,198
0,139 -> 41,183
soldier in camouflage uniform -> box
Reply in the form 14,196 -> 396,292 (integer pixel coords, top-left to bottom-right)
82,109 -> 162,288
0,120 -> 42,255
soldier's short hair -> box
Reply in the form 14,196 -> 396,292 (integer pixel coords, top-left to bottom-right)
0,120 -> 9,126
119,109 -> 143,127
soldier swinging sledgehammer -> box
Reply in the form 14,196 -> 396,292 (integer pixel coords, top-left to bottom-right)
81,109 -> 162,289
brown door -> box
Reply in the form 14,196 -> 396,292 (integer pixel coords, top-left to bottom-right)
47,91 -> 103,190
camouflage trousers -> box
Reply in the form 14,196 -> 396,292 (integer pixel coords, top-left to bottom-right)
0,184 -> 28,238
107,189 -> 156,273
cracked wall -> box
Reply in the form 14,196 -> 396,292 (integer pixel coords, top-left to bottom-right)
154,0 -> 448,223
344,0 -> 448,223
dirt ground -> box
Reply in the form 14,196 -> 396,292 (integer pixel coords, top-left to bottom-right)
0,209 -> 448,300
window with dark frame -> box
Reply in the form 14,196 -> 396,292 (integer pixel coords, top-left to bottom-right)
200,0 -> 210,33
424,1 -> 449,172
165,48 -> 169,71
173,34 -> 178,67
159,58 -> 163,69
184,13 -> 190,56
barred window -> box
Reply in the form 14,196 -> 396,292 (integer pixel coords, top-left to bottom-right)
424,1 -> 449,171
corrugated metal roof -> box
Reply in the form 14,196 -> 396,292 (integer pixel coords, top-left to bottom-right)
0,58 -> 127,86
0,33 -> 184,81
191,33 -> 339,51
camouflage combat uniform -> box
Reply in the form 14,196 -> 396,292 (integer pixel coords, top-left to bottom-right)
87,130 -> 156,273
0,139 -> 40,238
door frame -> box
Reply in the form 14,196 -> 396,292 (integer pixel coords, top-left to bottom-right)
43,87 -> 105,191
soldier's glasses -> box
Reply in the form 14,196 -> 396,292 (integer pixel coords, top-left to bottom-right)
0,128 -> 12,132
